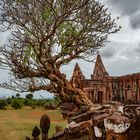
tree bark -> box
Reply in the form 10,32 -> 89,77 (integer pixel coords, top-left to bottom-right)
47,68 -> 93,109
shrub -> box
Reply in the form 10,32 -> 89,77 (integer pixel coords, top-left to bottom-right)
6,97 -> 12,104
11,99 -> 23,109
24,99 -> 33,106
35,100 -> 46,106
0,100 -> 7,110
23,99 -> 36,109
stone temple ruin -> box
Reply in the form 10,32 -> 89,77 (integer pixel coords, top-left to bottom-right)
48,55 -> 140,140
27,55 -> 140,140
70,54 -> 140,104
27,102 -> 140,140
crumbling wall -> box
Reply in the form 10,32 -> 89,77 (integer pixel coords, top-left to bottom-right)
26,101 -> 140,140
51,102 -> 140,140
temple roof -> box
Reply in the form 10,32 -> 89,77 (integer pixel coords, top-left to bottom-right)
72,63 -> 85,78
92,54 -> 109,80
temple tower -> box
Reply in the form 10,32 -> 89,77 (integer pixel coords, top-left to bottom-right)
91,54 -> 109,80
70,63 -> 85,88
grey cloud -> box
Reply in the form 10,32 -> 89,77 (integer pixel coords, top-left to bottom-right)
134,43 -> 140,52
100,41 -> 125,59
133,43 -> 140,55
109,0 -> 140,29
130,13 -> 140,29
110,0 -> 140,15
120,43 -> 140,60
109,58 -> 140,76
101,46 -> 116,59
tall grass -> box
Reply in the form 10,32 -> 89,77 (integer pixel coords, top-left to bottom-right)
0,107 -> 67,140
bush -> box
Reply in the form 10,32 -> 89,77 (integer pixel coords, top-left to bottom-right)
0,100 -> 7,110
34,100 -> 46,106
23,99 -> 36,109
23,99 -> 33,106
11,99 -> 23,109
6,97 -> 12,104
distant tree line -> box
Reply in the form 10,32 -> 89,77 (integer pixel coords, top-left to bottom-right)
0,93 -> 59,110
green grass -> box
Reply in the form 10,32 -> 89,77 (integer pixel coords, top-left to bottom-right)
0,107 -> 67,140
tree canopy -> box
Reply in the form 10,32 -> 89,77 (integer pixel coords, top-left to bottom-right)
25,93 -> 33,100
0,0 -> 120,108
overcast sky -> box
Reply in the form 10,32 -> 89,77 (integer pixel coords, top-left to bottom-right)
63,0 -> 140,77
0,0 -> 140,98
101,0 -> 140,75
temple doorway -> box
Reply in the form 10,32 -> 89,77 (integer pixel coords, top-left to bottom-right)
97,91 -> 103,103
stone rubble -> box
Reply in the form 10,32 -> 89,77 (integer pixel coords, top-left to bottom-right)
51,102 -> 140,140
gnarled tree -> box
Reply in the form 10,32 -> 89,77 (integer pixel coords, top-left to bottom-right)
0,0 -> 120,110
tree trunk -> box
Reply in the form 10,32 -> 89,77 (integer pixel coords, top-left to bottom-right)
49,69 -> 93,110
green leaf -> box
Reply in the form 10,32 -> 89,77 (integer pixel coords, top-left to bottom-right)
42,9 -> 51,22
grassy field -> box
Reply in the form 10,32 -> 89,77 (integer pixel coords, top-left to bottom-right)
0,107 -> 67,140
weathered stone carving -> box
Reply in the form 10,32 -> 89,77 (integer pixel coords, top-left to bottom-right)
26,103 -> 140,140
52,103 -> 140,140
